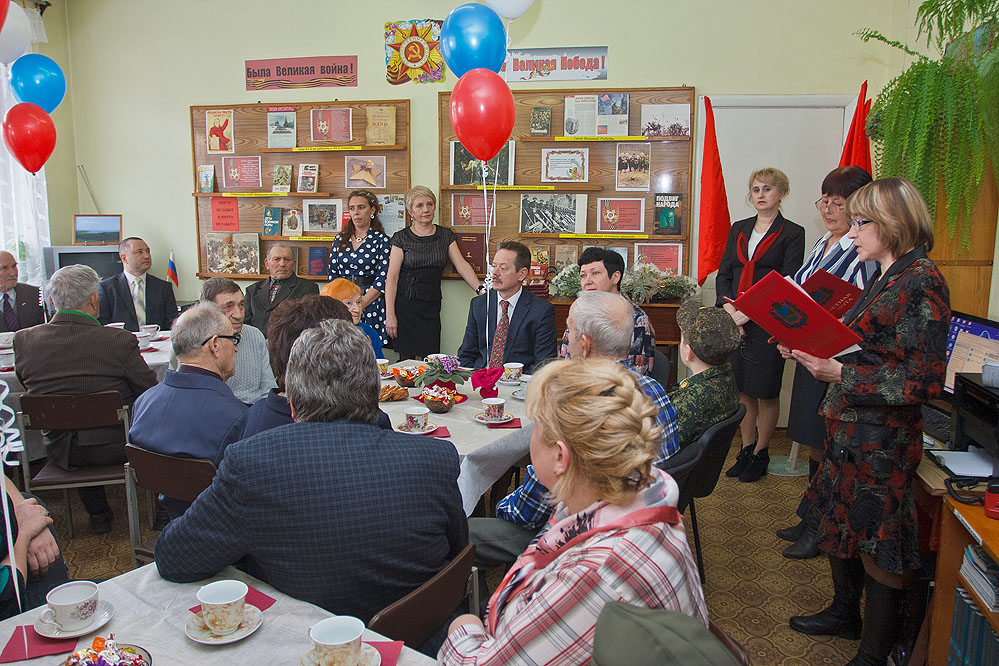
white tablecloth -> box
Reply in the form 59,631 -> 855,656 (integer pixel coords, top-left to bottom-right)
0,565 -> 434,666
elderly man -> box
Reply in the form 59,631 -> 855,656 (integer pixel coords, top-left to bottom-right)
98,237 -> 179,331
199,278 -> 275,404
0,251 -> 44,332
469,290 -> 677,571
244,244 -> 319,336
558,246 -> 656,374
130,303 -> 247,518
14,265 -> 157,533
155,319 -> 466,622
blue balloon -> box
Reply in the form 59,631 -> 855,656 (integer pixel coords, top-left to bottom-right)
441,3 -> 506,78
9,54 -> 66,114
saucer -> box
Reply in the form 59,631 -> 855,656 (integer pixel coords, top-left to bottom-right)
394,421 -> 439,435
152,335 -> 169,342
301,642 -> 381,666
34,600 -> 114,639
185,604 -> 262,645
511,389 -> 526,401
473,412 -> 514,425
497,379 -> 521,386
118,644 -> 152,664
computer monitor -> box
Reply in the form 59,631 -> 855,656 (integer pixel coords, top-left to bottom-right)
944,310 -> 999,397
42,245 -> 123,280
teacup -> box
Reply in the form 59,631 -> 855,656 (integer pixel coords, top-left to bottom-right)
140,324 -> 160,338
39,581 -> 99,632
309,616 -> 365,666
520,373 -> 532,386
105,322 -> 125,329
133,331 -> 152,350
196,579 -> 248,636
0,331 -> 14,349
483,397 -> 506,422
0,350 -> 13,368
424,354 -> 448,364
405,406 -> 429,431
502,362 -> 524,382
376,358 -> 389,374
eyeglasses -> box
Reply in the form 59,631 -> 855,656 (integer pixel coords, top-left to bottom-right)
815,198 -> 846,213
201,333 -> 240,347
849,218 -> 875,230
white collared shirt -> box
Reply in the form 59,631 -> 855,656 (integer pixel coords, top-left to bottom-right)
496,285 -> 524,323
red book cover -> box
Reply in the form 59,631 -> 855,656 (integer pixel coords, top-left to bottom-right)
732,270 -> 861,358
800,269 -> 862,318
452,232 -> 486,274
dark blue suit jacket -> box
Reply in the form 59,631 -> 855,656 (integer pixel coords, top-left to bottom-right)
98,272 -> 179,331
242,388 -> 392,438
154,420 -> 467,621
457,287 -> 556,373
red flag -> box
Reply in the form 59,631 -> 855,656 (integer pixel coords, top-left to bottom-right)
697,96 -> 731,286
839,81 -> 872,173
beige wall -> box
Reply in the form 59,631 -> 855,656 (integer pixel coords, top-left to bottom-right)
39,0 -> 934,350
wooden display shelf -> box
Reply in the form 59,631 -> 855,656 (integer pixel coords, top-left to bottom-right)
258,144 -> 406,152
441,184 -> 602,192
197,271 -> 328,282
519,135 -> 691,142
193,192 -> 332,198
956,571 -> 999,635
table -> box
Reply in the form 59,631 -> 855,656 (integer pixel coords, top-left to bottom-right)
0,564 -> 434,666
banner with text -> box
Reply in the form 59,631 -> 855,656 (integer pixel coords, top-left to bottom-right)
245,56 -> 358,90
500,47 -> 608,82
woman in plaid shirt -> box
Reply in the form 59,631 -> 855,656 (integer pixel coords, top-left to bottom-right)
439,358 -> 708,666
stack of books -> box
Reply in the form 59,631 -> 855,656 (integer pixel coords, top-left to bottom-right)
960,544 -> 999,612
949,587 -> 999,665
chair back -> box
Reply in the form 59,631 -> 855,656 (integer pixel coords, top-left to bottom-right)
678,403 -> 745,512
19,391 -> 129,433
708,618 -> 751,666
124,444 -> 217,502
649,349 -> 672,390
368,543 -> 476,648
658,441 -> 703,501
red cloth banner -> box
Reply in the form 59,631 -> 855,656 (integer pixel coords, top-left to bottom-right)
696,96 -> 731,285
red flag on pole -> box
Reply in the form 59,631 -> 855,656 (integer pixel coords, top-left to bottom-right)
839,81 -> 872,173
697,96 -> 731,286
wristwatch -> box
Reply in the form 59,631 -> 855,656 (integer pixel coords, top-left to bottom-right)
476,285 -> 487,295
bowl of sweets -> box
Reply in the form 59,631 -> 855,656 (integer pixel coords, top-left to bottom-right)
392,364 -> 426,388
421,385 -> 457,413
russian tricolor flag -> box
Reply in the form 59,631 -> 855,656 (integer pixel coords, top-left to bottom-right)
167,250 -> 179,287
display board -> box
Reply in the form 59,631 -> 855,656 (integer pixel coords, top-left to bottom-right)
437,87 -> 693,280
190,100 -> 411,281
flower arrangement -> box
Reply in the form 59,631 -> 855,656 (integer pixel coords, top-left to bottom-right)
621,262 -> 697,304
392,364 -> 426,388
416,355 -> 471,388
551,263 -> 581,297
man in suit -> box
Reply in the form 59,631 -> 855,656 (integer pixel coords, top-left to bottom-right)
155,318 -> 466,622
98,237 -> 179,331
244,243 -> 319,336
457,241 -> 556,373
0,251 -> 44,332
130,303 -> 247,519
15,265 -> 158,533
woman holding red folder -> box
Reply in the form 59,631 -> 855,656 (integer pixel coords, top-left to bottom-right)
782,178 -> 950,666
716,168 -> 805,483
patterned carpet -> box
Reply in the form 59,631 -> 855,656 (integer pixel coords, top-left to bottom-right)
38,430 -> 856,665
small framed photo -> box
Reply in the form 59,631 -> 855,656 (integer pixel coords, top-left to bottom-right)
73,215 -> 122,246
303,199 -> 343,234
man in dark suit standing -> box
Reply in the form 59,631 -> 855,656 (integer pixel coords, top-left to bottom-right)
155,319 -> 466,622
98,237 -> 179,331
0,251 -> 44,332
244,243 -> 319,336
15,265 -> 158,533
457,241 -> 556,373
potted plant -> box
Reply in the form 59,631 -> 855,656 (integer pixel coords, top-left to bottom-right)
550,261 -> 696,304
416,354 -> 471,391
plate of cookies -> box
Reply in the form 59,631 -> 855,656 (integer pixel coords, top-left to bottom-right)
379,385 -> 410,402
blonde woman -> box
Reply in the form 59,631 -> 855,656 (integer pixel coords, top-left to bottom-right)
439,358 -> 707,666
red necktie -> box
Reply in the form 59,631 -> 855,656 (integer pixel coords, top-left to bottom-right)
488,300 -> 510,367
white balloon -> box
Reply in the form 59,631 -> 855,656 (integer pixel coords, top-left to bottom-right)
484,0 -> 536,20
0,2 -> 31,65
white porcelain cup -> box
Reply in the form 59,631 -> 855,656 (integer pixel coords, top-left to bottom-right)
310,616 -> 365,666
502,362 -> 524,381
196,579 -> 247,636
39,581 -> 99,632
520,373 -> 532,386
405,406 -> 429,430
106,322 -> 125,329
140,324 -> 160,337
483,397 -> 506,422
133,331 -> 152,350
0,350 -> 14,368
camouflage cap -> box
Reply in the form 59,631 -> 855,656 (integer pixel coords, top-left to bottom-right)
676,298 -> 740,366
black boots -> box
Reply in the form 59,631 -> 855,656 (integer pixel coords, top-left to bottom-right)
845,574 -> 905,666
789,556 -> 863,640
778,459 -> 821,555
739,448 -> 769,483
776,519 -> 805,542
725,444 -> 754,477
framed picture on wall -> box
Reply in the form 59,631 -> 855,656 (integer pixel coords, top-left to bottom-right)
73,215 -> 122,246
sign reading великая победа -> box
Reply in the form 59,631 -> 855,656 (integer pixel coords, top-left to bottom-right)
500,47 -> 608,82
245,56 -> 358,90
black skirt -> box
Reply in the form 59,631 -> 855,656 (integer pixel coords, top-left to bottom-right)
393,292 -> 442,359
786,363 -> 828,448
729,321 -> 786,399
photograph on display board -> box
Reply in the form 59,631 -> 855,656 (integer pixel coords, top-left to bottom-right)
616,143 -> 651,191
344,155 -> 386,188
519,193 -> 587,235
551,245 -> 579,273
304,199 -> 343,233
541,148 -> 588,182
266,106 -> 297,149
377,194 -> 407,236
653,193 -> 685,236
206,232 -> 259,275
311,108 -> 352,142
585,245 -> 628,268
451,193 -> 493,227
634,242 -> 682,274
206,109 -> 234,154
597,198 -> 645,233
232,233 -> 261,274
596,93 -> 629,135
449,140 -> 514,186
641,104 -> 691,137
221,156 -> 262,188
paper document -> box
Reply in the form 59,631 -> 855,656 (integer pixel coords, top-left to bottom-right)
929,447 -> 999,477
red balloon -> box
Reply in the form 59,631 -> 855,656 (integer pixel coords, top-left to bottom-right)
2,102 -> 56,174
449,68 -> 515,162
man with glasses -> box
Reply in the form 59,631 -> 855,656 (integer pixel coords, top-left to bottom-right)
131,303 -> 247,519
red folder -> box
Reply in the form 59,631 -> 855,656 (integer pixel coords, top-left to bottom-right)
800,269 -> 862,318
732,270 -> 861,358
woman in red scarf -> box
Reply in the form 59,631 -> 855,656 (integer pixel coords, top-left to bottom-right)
715,168 -> 806,483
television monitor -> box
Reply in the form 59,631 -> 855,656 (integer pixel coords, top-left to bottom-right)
944,310 -> 999,396
42,245 -> 123,280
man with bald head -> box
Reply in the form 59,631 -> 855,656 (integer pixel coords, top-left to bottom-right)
98,237 -> 179,331
0,251 -> 44,332
244,243 -> 319,336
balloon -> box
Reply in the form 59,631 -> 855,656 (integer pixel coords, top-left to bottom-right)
0,2 -> 30,65
2,102 -> 56,174
449,69 -> 515,161
440,3 -> 506,78
0,2 -> 9,38
485,0 -> 536,19
9,54 -> 66,113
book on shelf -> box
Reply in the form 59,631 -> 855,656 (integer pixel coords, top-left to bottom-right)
282,208 -> 302,237
452,232 -> 486,275
262,207 -> 282,237
527,245 -> 550,286
197,165 -> 215,193
297,164 -> 319,194
365,106 -> 396,145
530,107 -> 551,136
731,270 -> 862,358
266,106 -> 296,149
949,586 -> 999,665
653,192 -> 683,235
961,544 -> 999,611
272,164 -> 292,193
307,246 -> 328,276
799,269 -> 863,318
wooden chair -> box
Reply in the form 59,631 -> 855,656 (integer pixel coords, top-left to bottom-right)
368,543 -> 477,649
124,443 -> 217,566
17,391 -> 131,539
708,618 -> 751,666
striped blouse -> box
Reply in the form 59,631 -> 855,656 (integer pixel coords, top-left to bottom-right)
793,232 -> 876,288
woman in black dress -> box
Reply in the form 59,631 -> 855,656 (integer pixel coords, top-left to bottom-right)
716,167 -> 806,483
384,186 -> 482,360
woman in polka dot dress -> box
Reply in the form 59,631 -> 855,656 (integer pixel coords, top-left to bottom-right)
327,190 -> 391,344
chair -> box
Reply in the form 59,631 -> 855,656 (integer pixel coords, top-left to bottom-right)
658,440 -> 703,502
17,391 -> 131,539
649,349 -> 672,390
124,443 -> 217,566
708,618 -> 751,666
368,543 -> 477,649
678,403 -> 746,584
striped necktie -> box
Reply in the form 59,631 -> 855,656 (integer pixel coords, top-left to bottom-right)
488,300 -> 510,367
3,294 -> 18,332
133,276 -> 146,326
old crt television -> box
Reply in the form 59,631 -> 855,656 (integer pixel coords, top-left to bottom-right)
42,245 -> 123,280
